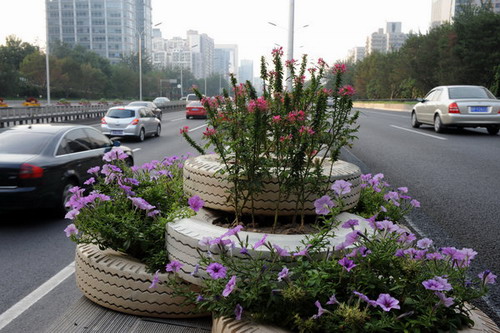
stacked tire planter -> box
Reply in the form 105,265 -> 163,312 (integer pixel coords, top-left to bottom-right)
75,243 -> 207,319
182,154 -> 362,216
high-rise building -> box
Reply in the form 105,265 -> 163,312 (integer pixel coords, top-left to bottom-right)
347,47 -> 366,63
187,30 -> 214,79
45,0 -> 152,64
238,59 -> 253,84
214,44 -> 238,80
431,0 -> 500,27
365,22 -> 407,55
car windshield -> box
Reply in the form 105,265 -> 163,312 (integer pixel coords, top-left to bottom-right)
448,87 -> 495,99
106,109 -> 136,118
0,131 -> 52,154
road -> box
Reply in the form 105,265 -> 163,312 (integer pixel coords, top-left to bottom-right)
345,107 -> 500,325
1,107 -> 499,331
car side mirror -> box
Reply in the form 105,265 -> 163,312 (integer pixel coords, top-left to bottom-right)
416,98 -> 426,103
112,140 -> 121,147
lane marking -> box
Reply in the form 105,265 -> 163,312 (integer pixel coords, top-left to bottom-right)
0,261 -> 75,330
132,148 -> 141,152
189,124 -> 206,132
358,110 -> 408,118
169,117 -> 186,122
390,125 -> 447,141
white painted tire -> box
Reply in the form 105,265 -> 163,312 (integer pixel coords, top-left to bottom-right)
166,210 -> 372,286
75,244 -> 207,318
211,306 -> 499,333
183,154 -> 361,216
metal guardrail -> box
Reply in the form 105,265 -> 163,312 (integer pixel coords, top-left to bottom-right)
0,101 -> 186,128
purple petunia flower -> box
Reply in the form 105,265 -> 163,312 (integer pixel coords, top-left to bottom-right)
84,177 -> 95,185
221,225 -> 244,238
149,270 -> 160,289
87,166 -> 101,174
384,191 -> 400,206
222,275 -> 237,297
338,257 -> 356,272
353,291 -> 378,307
239,247 -> 249,255
478,270 -> 497,285
331,180 -> 352,196
64,224 -> 79,237
341,219 -> 359,229
188,195 -> 204,212
326,294 -> 339,305
277,267 -> 289,281
435,292 -> 454,307
312,300 -> 326,319
253,234 -> 268,249
410,199 -> 421,207
376,293 -> 401,312
293,244 -> 311,257
206,262 -> 227,279
234,304 -> 243,320
273,244 -> 290,257
422,276 -> 453,291
417,238 -> 433,249
166,260 -> 183,273
198,237 -> 212,247
314,195 -> 335,215
196,294 -> 204,302
103,148 -> 128,162
129,196 -> 155,211
191,264 -> 200,277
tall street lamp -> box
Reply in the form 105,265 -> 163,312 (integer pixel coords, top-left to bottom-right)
137,22 -> 162,100
45,11 -> 51,105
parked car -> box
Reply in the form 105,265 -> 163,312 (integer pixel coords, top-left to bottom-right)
411,85 -> 500,135
0,124 -> 133,214
101,106 -> 161,141
152,97 -> 170,108
186,101 -> 207,119
127,101 -> 162,120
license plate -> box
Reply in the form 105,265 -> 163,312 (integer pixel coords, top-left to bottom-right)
111,130 -> 123,135
192,108 -> 199,111
470,106 -> 488,113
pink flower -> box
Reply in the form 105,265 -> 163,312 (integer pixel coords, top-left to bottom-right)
203,127 -> 217,137
339,85 -> 356,96
272,115 -> 281,123
179,126 -> 189,134
333,63 -> 346,74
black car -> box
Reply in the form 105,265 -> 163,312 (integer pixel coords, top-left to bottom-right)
0,124 -> 133,214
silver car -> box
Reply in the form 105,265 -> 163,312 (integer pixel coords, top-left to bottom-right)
101,106 -> 161,141
411,85 -> 500,135
127,101 -> 162,120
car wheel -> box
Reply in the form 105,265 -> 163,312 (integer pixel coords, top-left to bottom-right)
137,128 -> 145,142
486,126 -> 499,135
155,125 -> 161,137
186,115 -> 190,119
125,156 -> 134,167
60,179 -> 78,216
411,111 -> 421,128
434,115 -> 444,133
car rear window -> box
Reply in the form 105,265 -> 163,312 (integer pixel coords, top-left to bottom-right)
106,108 -> 136,118
0,132 -> 52,154
188,101 -> 202,107
448,87 -> 494,99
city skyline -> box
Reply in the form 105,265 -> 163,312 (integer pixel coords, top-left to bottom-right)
1,0 -> 432,72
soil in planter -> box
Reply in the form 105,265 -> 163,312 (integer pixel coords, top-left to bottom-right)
209,208 -> 321,235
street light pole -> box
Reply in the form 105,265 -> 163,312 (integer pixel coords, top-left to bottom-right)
45,13 -> 51,105
137,22 -> 161,101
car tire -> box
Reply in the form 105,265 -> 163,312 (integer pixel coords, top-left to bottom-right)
411,111 -> 421,128
155,125 -> 161,137
486,126 -> 499,135
137,128 -> 145,142
434,115 -> 444,133
186,115 -> 190,119
124,156 -> 134,167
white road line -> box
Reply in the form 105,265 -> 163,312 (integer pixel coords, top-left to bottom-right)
357,110 -> 409,117
189,124 -> 206,132
390,125 -> 447,141
0,262 -> 75,330
169,117 -> 186,122
132,148 -> 141,152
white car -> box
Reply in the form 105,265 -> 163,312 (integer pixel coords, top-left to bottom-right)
152,97 -> 170,108
101,106 -> 161,141
411,85 -> 500,135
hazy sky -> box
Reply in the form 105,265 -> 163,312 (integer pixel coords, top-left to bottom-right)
0,0 -> 432,71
